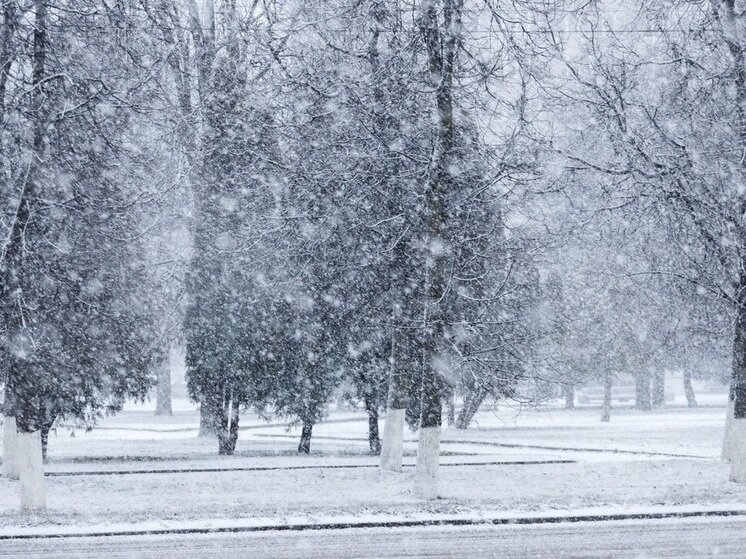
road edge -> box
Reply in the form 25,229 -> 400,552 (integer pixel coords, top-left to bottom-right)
2,507 -> 746,540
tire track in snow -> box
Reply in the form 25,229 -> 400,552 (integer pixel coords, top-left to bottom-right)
251,434 -> 711,459
44,459 -> 576,477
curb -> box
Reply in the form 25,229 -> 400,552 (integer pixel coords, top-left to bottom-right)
2,508 -> 746,540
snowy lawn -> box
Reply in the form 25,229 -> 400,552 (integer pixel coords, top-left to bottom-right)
0,456 -> 742,530
0,402 -> 739,530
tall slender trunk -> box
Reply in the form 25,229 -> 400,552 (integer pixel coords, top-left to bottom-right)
415,364 -> 442,499
729,280 -> 746,480
446,392 -> 456,426
217,396 -> 239,455
365,396 -> 381,455
39,413 -> 55,462
711,0 -> 746,480
414,0 -> 462,501
2,0 -> 47,442
683,370 -> 697,408
372,0 -> 413,471
155,351 -> 173,416
724,387 -> 735,462
601,373 -> 612,422
6,9 -> 50,515
298,419 -> 313,454
380,324 -> 412,471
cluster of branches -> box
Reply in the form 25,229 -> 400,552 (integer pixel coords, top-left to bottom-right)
164,0 -> 545,455
527,0 -> 745,426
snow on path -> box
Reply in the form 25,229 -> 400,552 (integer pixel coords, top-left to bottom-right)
3,516 -> 746,558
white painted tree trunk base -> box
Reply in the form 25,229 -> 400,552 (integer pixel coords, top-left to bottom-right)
18,431 -> 46,512
723,399 -> 735,463
380,408 -> 406,472
729,418 -> 746,482
414,425 -> 440,500
2,416 -> 19,480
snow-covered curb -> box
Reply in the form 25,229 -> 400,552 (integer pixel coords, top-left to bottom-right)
3,504 -> 746,540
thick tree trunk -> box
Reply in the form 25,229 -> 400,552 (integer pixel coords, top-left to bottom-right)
1,0 -> 47,463
365,397 -> 381,455
381,407 -> 406,471
563,384 -> 575,409
446,392 -> 455,427
155,352 -> 173,416
415,364 -> 441,500
635,370 -> 652,411
2,415 -> 18,479
729,286 -> 746,481
455,388 -> 487,430
652,370 -> 665,408
683,370 -> 698,408
723,394 -> 735,462
724,368 -> 735,462
414,0 -> 462,500
298,419 -> 313,454
601,373 -> 612,422
18,430 -> 45,512
217,398 -> 239,456
380,325 -> 412,471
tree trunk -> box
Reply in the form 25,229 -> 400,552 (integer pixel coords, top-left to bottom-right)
365,397 -> 381,455
724,370 -> 735,462
2,415 -> 18,479
635,370 -> 652,410
730,287 -> 746,480
155,351 -> 173,416
39,413 -> 55,462
456,388 -> 487,430
683,370 -> 698,408
415,364 -> 442,500
1,0 -> 47,452
414,0 -> 462,500
446,392 -> 455,426
563,384 -> 575,409
369,0 -> 413,474
724,393 -> 734,462
298,419 -> 313,454
652,370 -> 665,408
217,397 -> 239,456
380,406 -> 406,471
601,373 -> 612,422
380,325 -> 412,471
18,430 -> 45,512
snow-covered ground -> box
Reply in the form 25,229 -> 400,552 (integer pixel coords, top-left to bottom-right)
0,399 -> 740,533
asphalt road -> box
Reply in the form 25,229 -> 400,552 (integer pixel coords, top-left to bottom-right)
2,518 -> 746,558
